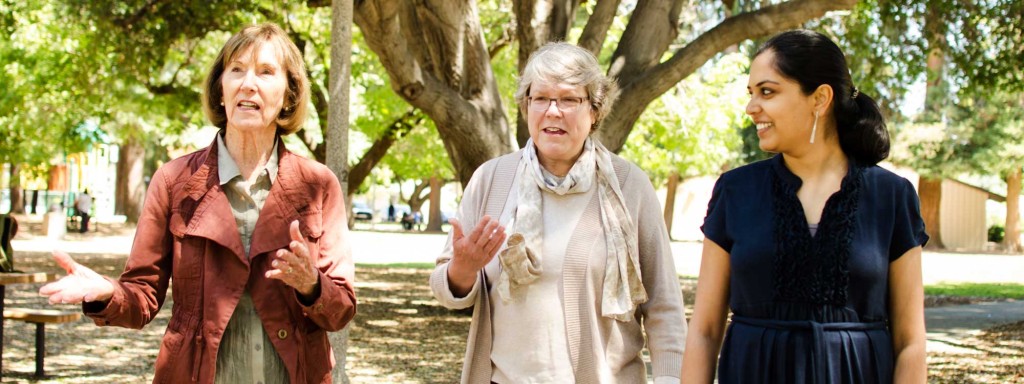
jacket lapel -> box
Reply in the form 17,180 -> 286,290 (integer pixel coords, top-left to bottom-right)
175,138 -> 247,264
248,140 -> 304,258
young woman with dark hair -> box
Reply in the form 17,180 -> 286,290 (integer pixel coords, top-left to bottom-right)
681,30 -> 928,383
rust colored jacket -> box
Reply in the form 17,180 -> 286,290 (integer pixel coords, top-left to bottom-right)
84,137 -> 356,383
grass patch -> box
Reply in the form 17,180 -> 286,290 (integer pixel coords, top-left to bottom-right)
925,282 -> 1024,299
356,262 -> 435,270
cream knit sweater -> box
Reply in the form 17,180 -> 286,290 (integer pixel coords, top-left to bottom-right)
430,149 -> 687,383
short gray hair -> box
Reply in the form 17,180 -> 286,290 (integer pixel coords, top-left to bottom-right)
515,42 -> 618,130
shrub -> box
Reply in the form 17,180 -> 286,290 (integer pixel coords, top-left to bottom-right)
988,224 -> 1005,243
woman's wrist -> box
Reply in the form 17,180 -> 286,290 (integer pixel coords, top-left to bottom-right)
296,275 -> 321,302
446,262 -> 478,296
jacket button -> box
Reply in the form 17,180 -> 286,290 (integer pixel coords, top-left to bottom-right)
277,329 -> 288,339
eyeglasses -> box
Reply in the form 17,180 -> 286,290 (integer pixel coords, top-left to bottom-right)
528,96 -> 589,112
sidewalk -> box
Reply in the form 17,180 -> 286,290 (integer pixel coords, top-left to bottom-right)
925,300 -> 1024,354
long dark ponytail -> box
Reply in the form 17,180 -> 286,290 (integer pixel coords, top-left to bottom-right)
757,30 -> 889,165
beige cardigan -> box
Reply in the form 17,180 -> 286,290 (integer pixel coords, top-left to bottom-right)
430,149 -> 686,383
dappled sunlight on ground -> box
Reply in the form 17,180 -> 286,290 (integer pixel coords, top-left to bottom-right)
1,249 -> 1020,382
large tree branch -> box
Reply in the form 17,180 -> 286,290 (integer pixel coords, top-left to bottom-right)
355,0 -> 513,186
597,0 -> 857,152
514,0 -> 579,72
347,109 -> 423,195
488,22 -> 517,59
577,0 -> 622,54
608,0 -> 685,86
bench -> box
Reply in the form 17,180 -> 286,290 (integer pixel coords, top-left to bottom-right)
3,308 -> 81,378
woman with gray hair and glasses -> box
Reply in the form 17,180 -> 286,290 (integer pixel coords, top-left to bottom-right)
430,42 -> 686,384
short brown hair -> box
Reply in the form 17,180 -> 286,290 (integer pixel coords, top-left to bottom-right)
202,23 -> 310,135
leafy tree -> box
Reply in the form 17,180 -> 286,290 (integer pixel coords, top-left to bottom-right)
820,0 -> 1023,249
952,91 -> 1024,252
621,52 -> 748,235
352,0 -> 861,186
1,2 -> 108,212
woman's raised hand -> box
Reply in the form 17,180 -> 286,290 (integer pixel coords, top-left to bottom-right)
266,220 -> 320,299
39,251 -> 115,305
446,215 -> 506,296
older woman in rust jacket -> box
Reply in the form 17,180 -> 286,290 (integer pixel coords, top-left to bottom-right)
39,23 -> 355,383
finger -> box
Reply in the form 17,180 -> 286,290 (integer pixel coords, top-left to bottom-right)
289,239 -> 310,261
39,282 -> 60,296
39,276 -> 76,296
466,215 -> 492,244
47,292 -> 66,305
289,220 -> 303,243
483,230 -> 508,256
278,246 -> 310,274
82,291 -> 101,302
476,219 -> 501,247
43,285 -> 77,305
271,255 -> 291,269
450,218 -> 465,240
51,250 -> 77,274
265,268 -> 284,280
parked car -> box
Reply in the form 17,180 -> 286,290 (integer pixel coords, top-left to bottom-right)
351,201 -> 374,221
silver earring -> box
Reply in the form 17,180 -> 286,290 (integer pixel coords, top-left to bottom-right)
810,111 -> 819,144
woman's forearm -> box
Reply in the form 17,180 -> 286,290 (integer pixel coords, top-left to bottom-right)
892,340 -> 927,382
680,334 -> 721,384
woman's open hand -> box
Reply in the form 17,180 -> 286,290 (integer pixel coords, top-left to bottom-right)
266,220 -> 319,299
39,251 -> 115,305
446,215 -> 506,296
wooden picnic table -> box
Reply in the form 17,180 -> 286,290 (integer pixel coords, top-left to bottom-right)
0,272 -> 57,379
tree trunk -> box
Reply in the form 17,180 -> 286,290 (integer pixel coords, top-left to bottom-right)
427,176 -> 442,232
923,2 -> 948,122
115,135 -> 146,224
919,177 -> 944,250
595,0 -> 857,152
29,190 -> 39,215
406,179 -> 430,215
355,1 -> 515,187
327,0 -> 353,381
8,164 -> 23,214
355,0 -> 855,186
663,171 -> 679,240
1004,166 -> 1021,253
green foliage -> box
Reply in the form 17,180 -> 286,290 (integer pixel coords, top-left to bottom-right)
952,91 -> 1024,176
889,120 -> 973,178
945,0 -> 1024,92
818,0 -> 928,120
379,118 -> 455,183
621,53 -> 748,184
925,282 -> 1024,299
891,89 -> 1024,179
808,1 -> 1024,182
988,224 -> 1005,243
0,2 -> 108,164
